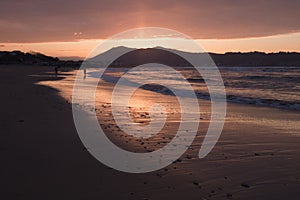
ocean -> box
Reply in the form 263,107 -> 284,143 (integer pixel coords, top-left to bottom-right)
91,66 -> 300,111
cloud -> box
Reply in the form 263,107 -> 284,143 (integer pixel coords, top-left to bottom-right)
0,0 -> 300,42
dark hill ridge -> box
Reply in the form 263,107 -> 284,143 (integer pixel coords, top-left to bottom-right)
90,46 -> 300,67
0,50 -> 81,67
0,50 -> 59,64
1,48 -> 300,67
108,48 -> 193,67
210,51 -> 300,66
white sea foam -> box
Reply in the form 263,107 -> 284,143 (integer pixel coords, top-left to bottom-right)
87,66 -> 300,110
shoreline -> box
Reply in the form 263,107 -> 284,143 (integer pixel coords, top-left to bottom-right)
1,65 -> 300,199
88,66 -> 300,111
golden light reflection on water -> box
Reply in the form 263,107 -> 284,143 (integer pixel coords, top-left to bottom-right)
36,67 -> 300,140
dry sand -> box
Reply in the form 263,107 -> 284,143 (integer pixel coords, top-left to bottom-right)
1,65 -> 300,200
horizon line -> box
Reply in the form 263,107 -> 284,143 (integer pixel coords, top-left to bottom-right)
2,48 -> 300,61
1,32 -> 300,59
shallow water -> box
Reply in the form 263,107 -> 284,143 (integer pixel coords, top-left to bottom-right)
219,66 -> 300,110
94,66 -> 300,110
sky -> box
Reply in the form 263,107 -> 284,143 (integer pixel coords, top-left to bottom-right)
1,0 -> 300,59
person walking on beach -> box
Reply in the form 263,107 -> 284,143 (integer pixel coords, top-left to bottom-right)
83,67 -> 87,79
54,65 -> 61,77
54,66 -> 58,77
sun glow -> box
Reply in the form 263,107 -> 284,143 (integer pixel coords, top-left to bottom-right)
1,32 -> 300,60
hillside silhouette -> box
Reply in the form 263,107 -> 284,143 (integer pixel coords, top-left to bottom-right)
90,47 -> 300,67
1,48 -> 300,67
0,50 -> 81,67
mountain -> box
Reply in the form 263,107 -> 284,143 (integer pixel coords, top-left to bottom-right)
0,51 -> 59,65
210,52 -> 300,66
0,50 -> 81,67
88,46 -> 300,67
1,48 -> 300,67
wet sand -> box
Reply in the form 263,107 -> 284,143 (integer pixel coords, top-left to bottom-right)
1,65 -> 300,200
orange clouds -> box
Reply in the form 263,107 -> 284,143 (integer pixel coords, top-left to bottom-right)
1,0 -> 300,43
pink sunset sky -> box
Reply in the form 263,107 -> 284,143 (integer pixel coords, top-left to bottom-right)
1,0 -> 300,59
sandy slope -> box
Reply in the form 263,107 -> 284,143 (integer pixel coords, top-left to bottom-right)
1,65 -> 300,200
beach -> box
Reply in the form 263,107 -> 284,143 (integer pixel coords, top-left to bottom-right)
1,64 -> 300,200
